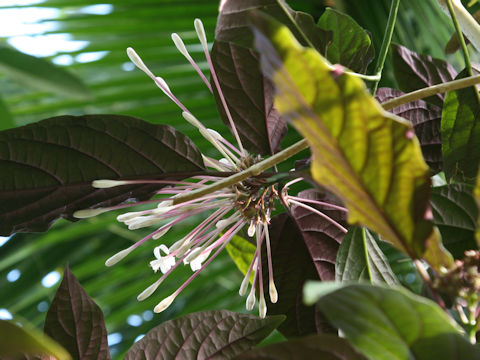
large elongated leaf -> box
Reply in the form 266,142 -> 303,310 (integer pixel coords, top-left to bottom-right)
0,95 -> 14,131
431,184 -> 478,257
0,46 -> 90,100
0,114 -> 205,235
304,282 -> 480,360
290,189 -> 346,281
211,40 -> 286,155
124,310 -> 284,359
376,87 -> 442,173
476,170 -> 480,245
317,8 -> 374,74
391,44 -> 457,107
441,72 -> 480,183
262,213 -> 332,337
252,15 -> 436,260
44,266 -> 110,360
236,334 -> 365,360
0,320 -> 71,359
336,226 -> 398,284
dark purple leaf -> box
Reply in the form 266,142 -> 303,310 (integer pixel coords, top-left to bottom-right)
442,70 -> 480,183
44,266 -> 110,360
376,87 -> 442,173
263,213 -> 335,338
211,40 -> 286,155
0,114 -> 205,235
290,189 -> 347,281
216,0 -> 331,53
124,310 -> 284,360
391,44 -> 457,107
236,334 -> 366,360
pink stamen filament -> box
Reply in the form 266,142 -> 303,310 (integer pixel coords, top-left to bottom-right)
288,199 -> 348,233
263,223 -> 275,291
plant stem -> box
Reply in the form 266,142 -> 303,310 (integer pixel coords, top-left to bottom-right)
371,0 -> 401,94
173,139 -> 309,205
446,0 -> 473,76
276,0 -> 316,49
414,260 -> 447,311
381,74 -> 480,110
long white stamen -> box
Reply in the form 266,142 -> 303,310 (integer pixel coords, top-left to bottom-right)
127,47 -> 154,76
194,18 -> 245,154
73,208 -> 110,218
202,155 -> 226,171
155,77 -> 175,101
171,33 -> 213,92
259,293 -> 267,318
92,179 -> 130,188
154,293 -> 177,313
207,129 -> 240,163
288,199 -> 348,233
248,220 -> 256,237
246,290 -> 256,310
137,279 -> 163,301
263,223 -> 277,303
105,246 -> 135,266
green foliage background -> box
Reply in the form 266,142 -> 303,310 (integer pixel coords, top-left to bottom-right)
0,0 -> 468,357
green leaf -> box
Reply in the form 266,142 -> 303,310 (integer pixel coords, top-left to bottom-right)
0,114 -> 205,235
441,71 -> 480,184
252,14 -> 436,260
317,8 -> 374,74
236,334 -> 366,360
304,282 -> 480,360
44,266 -> 110,360
476,170 -> 480,246
431,184 -> 478,257
226,234 -> 256,280
391,44 -> 457,108
0,319 -> 71,359
0,46 -> 90,100
0,95 -> 14,131
124,310 -> 284,359
336,226 -> 398,284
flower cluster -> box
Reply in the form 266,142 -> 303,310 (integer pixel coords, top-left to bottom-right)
74,19 -> 348,318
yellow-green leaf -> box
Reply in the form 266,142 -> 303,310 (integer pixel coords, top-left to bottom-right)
252,14 -> 437,260
0,320 -> 71,359
226,234 -> 255,282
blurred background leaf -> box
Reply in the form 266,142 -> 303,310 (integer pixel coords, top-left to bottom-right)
0,0 -> 472,358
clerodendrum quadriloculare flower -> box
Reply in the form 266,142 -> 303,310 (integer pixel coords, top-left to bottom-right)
73,19 -> 349,318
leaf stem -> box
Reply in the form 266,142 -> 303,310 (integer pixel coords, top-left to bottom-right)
371,0 -> 401,94
276,0 -> 316,49
381,74 -> 480,110
173,139 -> 309,205
445,0 -> 473,76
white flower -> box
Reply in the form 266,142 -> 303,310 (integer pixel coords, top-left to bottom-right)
150,244 -> 176,274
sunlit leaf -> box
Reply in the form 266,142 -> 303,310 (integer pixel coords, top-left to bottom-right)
252,14 -> 436,261
236,334 -> 366,360
0,319 -> 71,360
336,226 -> 398,284
0,46 -> 90,100
376,87 -> 442,173
226,234 -> 256,281
442,71 -> 480,183
391,43 -> 457,107
304,282 -> 480,360
317,8 -> 374,74
0,114 -> 205,235
44,266 -> 110,360
124,310 -> 284,359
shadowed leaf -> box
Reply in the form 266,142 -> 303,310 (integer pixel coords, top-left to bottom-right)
376,87 -> 442,173
236,334 -> 365,360
0,96 -> 14,131
336,226 -> 398,284
431,184 -> 478,257
304,282 -> 480,360
0,320 -> 71,360
211,40 -> 286,155
44,266 -> 110,360
0,46 -> 90,100
0,114 -> 205,235
124,310 -> 284,360
442,71 -> 480,183
290,188 -> 346,281
252,14 -> 437,261
391,44 -> 457,107
476,170 -> 480,245
317,8 -> 374,74
262,213 -> 334,338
